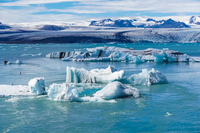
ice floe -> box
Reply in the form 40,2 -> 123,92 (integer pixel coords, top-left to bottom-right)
0,85 -> 32,97
4,60 -> 23,65
46,46 -> 192,63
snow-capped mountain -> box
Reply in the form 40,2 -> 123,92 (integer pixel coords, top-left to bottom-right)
90,19 -> 135,27
89,18 -> 190,28
189,16 -> 200,25
0,22 -> 11,29
39,25 -> 65,31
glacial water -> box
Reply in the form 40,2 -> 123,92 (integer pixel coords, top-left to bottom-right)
0,43 -> 200,132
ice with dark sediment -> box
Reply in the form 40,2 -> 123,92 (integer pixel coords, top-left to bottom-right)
46,46 -> 194,63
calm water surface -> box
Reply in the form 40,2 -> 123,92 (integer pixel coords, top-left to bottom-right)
0,43 -> 200,132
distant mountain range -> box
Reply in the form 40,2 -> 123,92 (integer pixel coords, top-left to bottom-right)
0,22 -> 11,29
1,16 -> 200,31
189,16 -> 200,25
39,25 -> 65,31
90,18 -> 190,28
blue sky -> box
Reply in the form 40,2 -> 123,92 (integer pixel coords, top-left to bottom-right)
0,0 -> 200,25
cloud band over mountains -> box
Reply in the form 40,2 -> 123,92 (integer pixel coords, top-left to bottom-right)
0,0 -> 200,24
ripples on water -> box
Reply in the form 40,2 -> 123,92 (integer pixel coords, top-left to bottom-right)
0,43 -> 200,132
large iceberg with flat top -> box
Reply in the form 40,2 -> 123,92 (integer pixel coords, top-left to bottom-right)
66,66 -> 124,83
123,68 -> 167,85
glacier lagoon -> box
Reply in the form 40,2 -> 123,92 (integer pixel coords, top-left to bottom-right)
0,43 -> 200,132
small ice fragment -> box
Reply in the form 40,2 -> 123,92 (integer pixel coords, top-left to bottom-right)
16,60 -> 23,64
165,112 -> 173,117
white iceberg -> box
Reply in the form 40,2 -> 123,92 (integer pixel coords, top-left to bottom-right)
28,77 -> 45,95
93,81 -> 139,99
123,68 -> 167,85
16,60 -> 23,64
47,83 -> 79,101
90,65 -> 117,75
66,66 -> 124,83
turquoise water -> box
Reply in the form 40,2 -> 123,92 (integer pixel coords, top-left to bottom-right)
0,43 -> 200,132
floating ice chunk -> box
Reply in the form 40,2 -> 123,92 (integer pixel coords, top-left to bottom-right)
93,81 -> 139,99
66,66 -> 124,83
16,60 -> 23,64
90,65 -> 117,75
177,54 -> 189,62
84,57 -> 110,62
148,68 -> 168,84
153,53 -> 164,63
166,55 -> 175,62
47,83 -> 79,101
0,85 -> 33,97
21,53 -> 42,57
190,56 -> 200,62
165,112 -> 173,117
28,77 -> 45,95
123,68 -> 167,85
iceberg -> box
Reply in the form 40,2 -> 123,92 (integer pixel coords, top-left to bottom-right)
123,68 -> 167,85
16,60 -> 23,64
66,66 -> 124,83
93,81 -> 139,99
28,77 -> 45,95
47,46 -> 191,63
47,83 -> 79,101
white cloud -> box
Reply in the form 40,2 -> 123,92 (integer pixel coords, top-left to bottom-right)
0,6 -> 86,25
0,0 -> 80,6
0,0 -> 200,25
